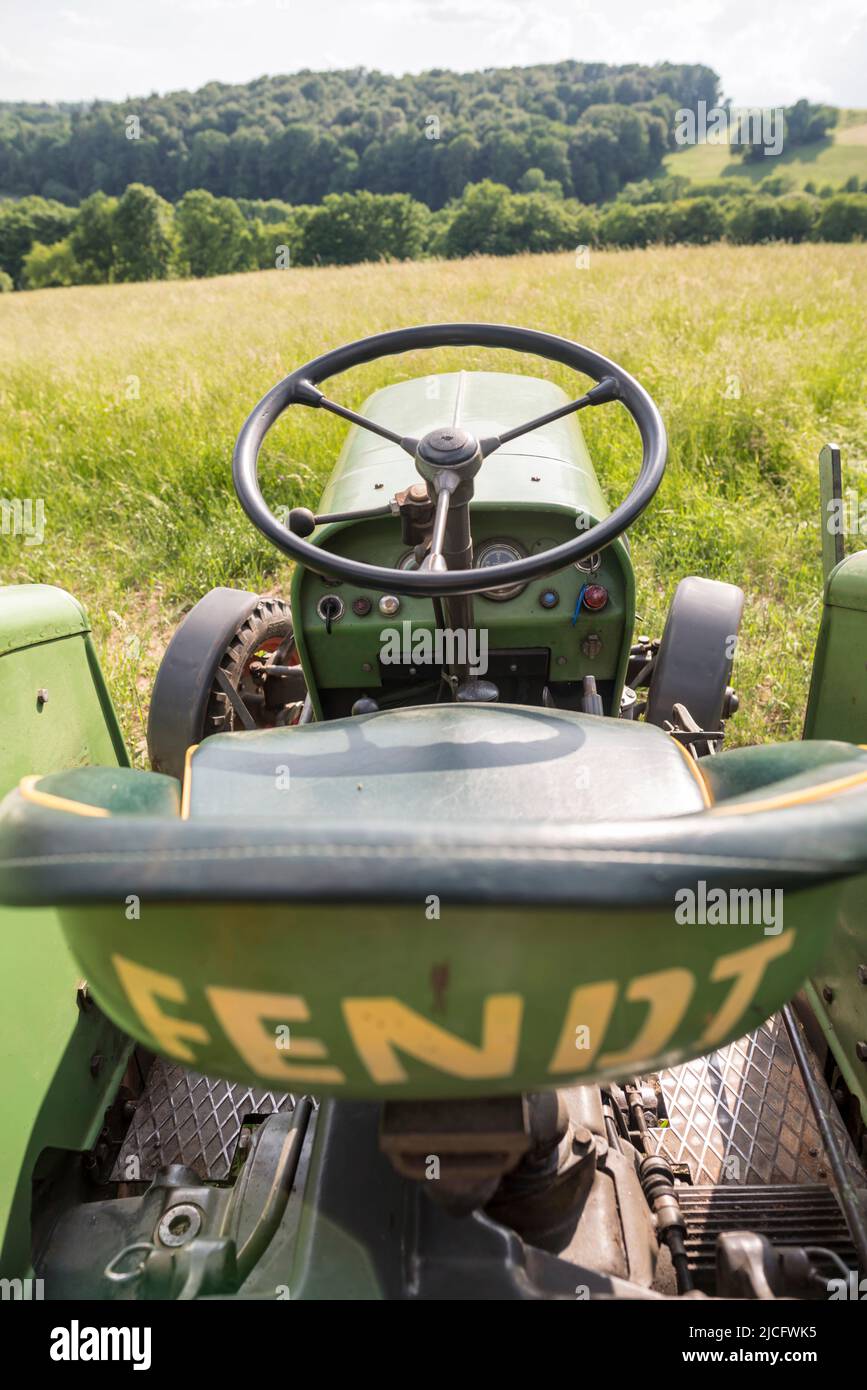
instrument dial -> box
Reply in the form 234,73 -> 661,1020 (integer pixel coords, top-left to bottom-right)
475,539 -> 528,601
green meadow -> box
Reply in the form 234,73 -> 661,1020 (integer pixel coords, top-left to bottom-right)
664,110 -> 867,189
1,241 -> 866,758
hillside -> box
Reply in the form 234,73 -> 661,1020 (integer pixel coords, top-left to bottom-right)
2,242 -> 866,758
664,109 -> 867,189
0,60 -> 718,207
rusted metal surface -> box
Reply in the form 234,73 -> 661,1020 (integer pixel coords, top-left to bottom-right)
652,1013 -> 860,1186
113,1060 -> 298,1182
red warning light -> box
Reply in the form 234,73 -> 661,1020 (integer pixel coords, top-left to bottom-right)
583,584 -> 608,611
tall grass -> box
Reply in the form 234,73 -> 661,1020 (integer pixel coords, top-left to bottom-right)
1,243 -> 866,759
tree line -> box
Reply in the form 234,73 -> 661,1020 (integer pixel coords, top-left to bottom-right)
0,61 -> 717,208
2,176 -> 866,293
741,98 -> 838,160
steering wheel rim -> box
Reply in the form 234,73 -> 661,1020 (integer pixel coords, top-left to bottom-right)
232,323 -> 667,597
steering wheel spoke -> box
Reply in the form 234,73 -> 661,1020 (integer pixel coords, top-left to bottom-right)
479,375 -> 621,456
294,378 -> 418,455
233,326 -> 667,597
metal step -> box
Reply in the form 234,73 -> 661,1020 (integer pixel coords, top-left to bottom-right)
679,1184 -> 857,1288
651,1012 -> 862,1186
112,1059 -> 296,1182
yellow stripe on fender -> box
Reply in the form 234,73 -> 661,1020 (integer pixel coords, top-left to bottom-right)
670,738 -> 713,807
18,774 -> 111,819
713,767 -> 867,817
180,744 -> 200,821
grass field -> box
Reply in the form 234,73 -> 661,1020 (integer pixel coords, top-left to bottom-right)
1,242 -> 866,760
664,110 -> 867,189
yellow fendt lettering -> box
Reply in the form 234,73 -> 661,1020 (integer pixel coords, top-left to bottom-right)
547,982 -> 618,1074
113,931 -> 798,1092
597,967 -> 695,1072
700,930 -> 794,1047
342,994 -> 523,1085
113,955 -> 209,1063
207,986 -> 345,1086
549,971 -> 694,1076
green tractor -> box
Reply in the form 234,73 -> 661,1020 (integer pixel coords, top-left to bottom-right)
1,324 -> 866,1301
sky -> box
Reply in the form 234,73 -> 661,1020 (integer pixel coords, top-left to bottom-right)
1,0 -> 866,109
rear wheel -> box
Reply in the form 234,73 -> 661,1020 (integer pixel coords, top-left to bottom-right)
147,589 -> 307,782
204,597 -> 305,736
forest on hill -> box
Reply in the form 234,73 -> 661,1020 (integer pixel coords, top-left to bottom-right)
0,60 -> 719,207
1,60 -> 860,293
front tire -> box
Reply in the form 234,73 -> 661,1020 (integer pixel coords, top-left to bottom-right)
644,576 -> 744,743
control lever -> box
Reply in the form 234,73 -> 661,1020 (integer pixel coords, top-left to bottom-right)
419,475 -> 458,574
580,675 -> 604,715
286,503 -> 396,536
318,595 -> 342,635
664,701 -> 724,758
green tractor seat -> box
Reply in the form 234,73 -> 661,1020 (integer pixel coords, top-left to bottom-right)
2,704 -> 867,1100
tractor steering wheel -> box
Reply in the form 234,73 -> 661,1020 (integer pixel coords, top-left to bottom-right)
232,323 -> 667,597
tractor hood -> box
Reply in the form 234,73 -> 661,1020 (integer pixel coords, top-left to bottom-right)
316,370 -> 609,522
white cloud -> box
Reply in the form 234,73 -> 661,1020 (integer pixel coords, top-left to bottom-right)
59,8 -> 100,27
368,0 -> 520,20
0,41 -> 38,75
0,0 -> 864,106
420,1 -> 522,23
169,0 -> 256,10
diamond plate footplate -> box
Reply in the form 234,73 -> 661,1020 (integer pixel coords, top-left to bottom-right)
118,1018 -> 859,1195
651,1013 -> 861,1186
112,1060 -> 297,1182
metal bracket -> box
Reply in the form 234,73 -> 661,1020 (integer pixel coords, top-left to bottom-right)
214,667 -> 257,730
819,442 -> 844,584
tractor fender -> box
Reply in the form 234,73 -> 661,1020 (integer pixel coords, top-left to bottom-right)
147,587 -> 261,781
645,576 -> 744,735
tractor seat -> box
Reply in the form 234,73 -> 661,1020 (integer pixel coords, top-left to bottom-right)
3,705 -> 867,1101
3,703 -> 867,908
182,702 -> 710,823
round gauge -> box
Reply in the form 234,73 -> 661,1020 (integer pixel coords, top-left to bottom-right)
475,538 -> 528,601
396,549 -> 420,572
575,552 -> 602,574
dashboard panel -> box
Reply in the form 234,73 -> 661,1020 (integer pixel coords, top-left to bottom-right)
292,507 -> 634,720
